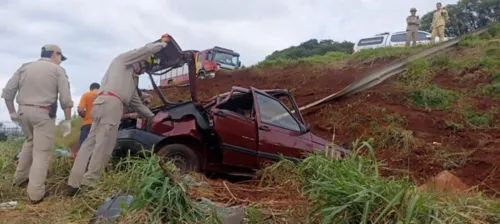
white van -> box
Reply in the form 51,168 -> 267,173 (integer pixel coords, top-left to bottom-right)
352,30 -> 451,54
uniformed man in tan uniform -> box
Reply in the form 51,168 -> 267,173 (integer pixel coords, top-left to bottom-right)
66,36 -> 168,196
2,44 -> 73,204
406,8 -> 421,47
430,2 -> 449,44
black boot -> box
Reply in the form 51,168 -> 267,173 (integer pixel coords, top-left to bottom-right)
31,191 -> 50,204
12,179 -> 29,188
66,185 -> 81,197
66,185 -> 91,197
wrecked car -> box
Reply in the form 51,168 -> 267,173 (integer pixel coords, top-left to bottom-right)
112,34 -> 347,175
114,86 -> 347,174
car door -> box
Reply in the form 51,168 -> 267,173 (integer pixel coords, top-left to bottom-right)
210,98 -> 258,169
251,88 -> 313,166
389,33 -> 406,47
417,31 -> 431,45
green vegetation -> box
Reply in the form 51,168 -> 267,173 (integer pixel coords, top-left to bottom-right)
444,120 -> 464,131
257,45 -> 423,68
264,39 -> 353,61
419,0 -> 500,37
463,107 -> 493,128
383,113 -> 407,126
408,85 -> 458,110
54,117 -> 83,149
353,46 -> 423,61
296,140 -> 500,223
2,138 -> 499,223
257,51 -> 347,67
399,58 -> 431,88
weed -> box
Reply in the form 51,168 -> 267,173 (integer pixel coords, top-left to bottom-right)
257,158 -> 298,188
488,23 -> 500,37
244,205 -> 266,224
444,120 -> 464,131
398,59 -> 431,88
408,85 -> 458,110
54,117 -> 83,149
383,113 -> 407,126
480,56 -> 500,69
429,54 -> 453,68
463,107 -> 492,128
458,35 -> 487,48
295,140 -> 500,223
435,149 -> 471,170
373,125 -> 417,152
482,82 -> 500,98
257,51 -> 347,68
353,46 -> 423,62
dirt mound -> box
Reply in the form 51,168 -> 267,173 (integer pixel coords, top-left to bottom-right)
155,59 -> 395,105
146,47 -> 500,196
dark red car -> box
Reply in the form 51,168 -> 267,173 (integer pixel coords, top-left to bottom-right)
114,86 -> 347,175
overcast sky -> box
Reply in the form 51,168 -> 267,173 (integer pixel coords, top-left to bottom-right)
0,0 -> 456,126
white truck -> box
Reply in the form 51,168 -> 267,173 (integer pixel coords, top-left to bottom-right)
352,30 -> 452,54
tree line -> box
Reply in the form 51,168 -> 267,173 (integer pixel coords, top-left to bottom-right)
262,0 -> 498,62
420,0 -> 499,37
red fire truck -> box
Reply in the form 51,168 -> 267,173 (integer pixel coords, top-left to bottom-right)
159,46 -> 241,87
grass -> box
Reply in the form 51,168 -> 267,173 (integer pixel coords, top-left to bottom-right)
1,136 -> 500,223
54,117 -> 83,149
371,124 -> 417,153
295,140 -> 500,223
256,44 -> 424,68
463,107 -> 493,128
398,58 -> 431,89
408,85 -> 458,111
257,51 -> 348,67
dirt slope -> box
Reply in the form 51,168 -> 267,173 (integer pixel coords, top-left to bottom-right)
146,42 -> 500,196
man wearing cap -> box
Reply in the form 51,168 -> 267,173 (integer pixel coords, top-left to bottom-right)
431,2 -> 449,44
2,44 -> 73,204
406,8 -> 421,47
66,35 -> 169,196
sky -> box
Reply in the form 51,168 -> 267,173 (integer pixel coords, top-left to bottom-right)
0,0 -> 457,127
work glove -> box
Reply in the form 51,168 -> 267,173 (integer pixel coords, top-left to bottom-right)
60,120 -> 72,137
9,112 -> 19,124
441,11 -> 445,16
161,34 -> 169,42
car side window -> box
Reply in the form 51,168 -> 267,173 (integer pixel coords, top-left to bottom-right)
255,93 -> 301,132
418,32 -> 428,41
390,33 -> 407,42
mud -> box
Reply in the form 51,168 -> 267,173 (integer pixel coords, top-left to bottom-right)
147,54 -> 500,196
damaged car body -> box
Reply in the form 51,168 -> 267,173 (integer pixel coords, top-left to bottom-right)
113,35 -> 348,175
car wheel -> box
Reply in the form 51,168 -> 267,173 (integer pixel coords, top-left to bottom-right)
156,144 -> 200,175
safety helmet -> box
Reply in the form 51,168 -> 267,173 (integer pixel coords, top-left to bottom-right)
410,7 -> 417,12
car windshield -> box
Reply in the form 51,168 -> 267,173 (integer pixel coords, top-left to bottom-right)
213,52 -> 239,66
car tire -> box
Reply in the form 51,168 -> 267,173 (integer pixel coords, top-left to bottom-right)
156,144 -> 200,175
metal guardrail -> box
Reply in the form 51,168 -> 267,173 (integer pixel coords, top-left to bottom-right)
298,27 -> 490,112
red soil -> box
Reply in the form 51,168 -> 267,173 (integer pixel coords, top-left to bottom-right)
148,53 -> 500,196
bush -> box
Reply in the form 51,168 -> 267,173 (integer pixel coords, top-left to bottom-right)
408,85 -> 458,110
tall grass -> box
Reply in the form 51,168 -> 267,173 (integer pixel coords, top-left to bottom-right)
117,150 -> 204,223
259,140 -> 500,223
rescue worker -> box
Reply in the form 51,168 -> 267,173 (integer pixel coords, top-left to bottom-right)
76,82 -> 100,157
66,36 -> 168,196
430,2 -> 449,44
2,44 -> 73,204
406,8 -> 421,47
